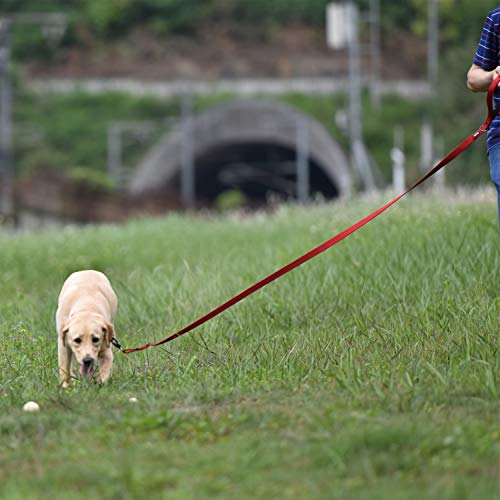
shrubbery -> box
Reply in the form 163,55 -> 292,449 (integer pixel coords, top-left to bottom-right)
2,0 -> 498,44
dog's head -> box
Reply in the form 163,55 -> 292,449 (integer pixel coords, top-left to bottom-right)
62,314 -> 114,379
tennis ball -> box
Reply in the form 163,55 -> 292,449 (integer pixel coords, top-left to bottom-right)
23,401 -> 40,412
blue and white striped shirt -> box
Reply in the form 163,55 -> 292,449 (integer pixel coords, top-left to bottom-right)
474,8 -> 500,151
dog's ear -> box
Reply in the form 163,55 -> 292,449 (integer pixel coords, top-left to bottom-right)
62,326 -> 69,347
102,322 -> 114,348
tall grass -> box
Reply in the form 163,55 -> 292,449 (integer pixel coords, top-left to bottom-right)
0,193 -> 499,498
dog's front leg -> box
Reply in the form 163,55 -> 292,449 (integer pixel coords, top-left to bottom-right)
96,349 -> 113,383
58,337 -> 72,388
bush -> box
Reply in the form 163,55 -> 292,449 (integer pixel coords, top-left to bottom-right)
84,0 -> 138,36
3,0 -> 500,42
215,189 -> 247,211
84,0 -> 203,36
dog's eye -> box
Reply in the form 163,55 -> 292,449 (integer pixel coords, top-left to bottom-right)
92,337 -> 99,344
74,338 -> 82,345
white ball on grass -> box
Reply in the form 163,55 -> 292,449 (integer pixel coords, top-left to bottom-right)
128,397 -> 138,403
23,401 -> 40,412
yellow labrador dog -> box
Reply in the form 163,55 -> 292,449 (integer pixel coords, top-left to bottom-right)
56,270 -> 118,387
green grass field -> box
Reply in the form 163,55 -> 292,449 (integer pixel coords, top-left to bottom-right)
0,192 -> 499,499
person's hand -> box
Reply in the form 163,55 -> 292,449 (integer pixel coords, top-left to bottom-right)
467,64 -> 500,92
493,66 -> 500,86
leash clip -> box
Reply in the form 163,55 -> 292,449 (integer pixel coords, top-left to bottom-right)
111,336 -> 125,352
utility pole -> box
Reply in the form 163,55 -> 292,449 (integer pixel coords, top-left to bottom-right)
107,120 -> 157,188
107,124 -> 122,187
181,93 -> 195,208
369,0 -> 381,109
428,0 -> 439,89
421,0 -> 440,174
327,2 -> 377,192
391,126 -> 405,193
0,19 -> 12,218
0,13 -> 65,222
347,2 -> 376,192
295,118 -> 309,203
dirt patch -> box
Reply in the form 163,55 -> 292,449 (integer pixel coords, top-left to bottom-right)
23,23 -> 426,81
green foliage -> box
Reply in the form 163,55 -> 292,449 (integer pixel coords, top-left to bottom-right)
410,0 -> 498,44
215,189 -> 247,211
282,89 -> 494,187
1,0 -> 498,41
0,0 -> 497,77
13,89 -> 179,178
12,85 -> 494,188
10,25 -> 52,61
84,0 -> 137,35
0,199 -> 499,497
84,0 -> 204,36
69,166 -> 116,189
5,1 -> 499,188
231,0 -> 332,25
146,0 -> 207,35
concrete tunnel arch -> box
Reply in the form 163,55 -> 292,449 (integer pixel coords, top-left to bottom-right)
128,99 -> 352,205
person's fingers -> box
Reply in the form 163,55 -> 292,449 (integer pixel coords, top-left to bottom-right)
493,68 -> 500,86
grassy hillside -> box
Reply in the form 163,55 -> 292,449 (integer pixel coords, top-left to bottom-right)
0,194 -> 499,498
13,85 -> 493,188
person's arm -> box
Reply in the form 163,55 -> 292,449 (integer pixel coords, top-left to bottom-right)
467,64 -> 500,92
469,11 -> 499,92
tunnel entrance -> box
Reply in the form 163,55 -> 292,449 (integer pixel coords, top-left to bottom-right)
173,142 -> 339,205
129,99 -> 352,205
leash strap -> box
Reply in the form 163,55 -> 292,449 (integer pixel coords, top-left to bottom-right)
118,76 -> 500,355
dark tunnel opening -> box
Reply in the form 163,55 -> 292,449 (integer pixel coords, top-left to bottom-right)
172,142 -> 339,205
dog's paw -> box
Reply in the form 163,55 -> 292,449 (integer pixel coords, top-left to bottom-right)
94,371 -> 112,384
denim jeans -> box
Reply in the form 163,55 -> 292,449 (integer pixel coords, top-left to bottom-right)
488,143 -> 500,227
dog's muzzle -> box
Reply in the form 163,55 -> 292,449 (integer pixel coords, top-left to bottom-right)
80,357 -> 95,379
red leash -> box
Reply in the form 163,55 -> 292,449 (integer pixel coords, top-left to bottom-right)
118,76 -> 500,355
